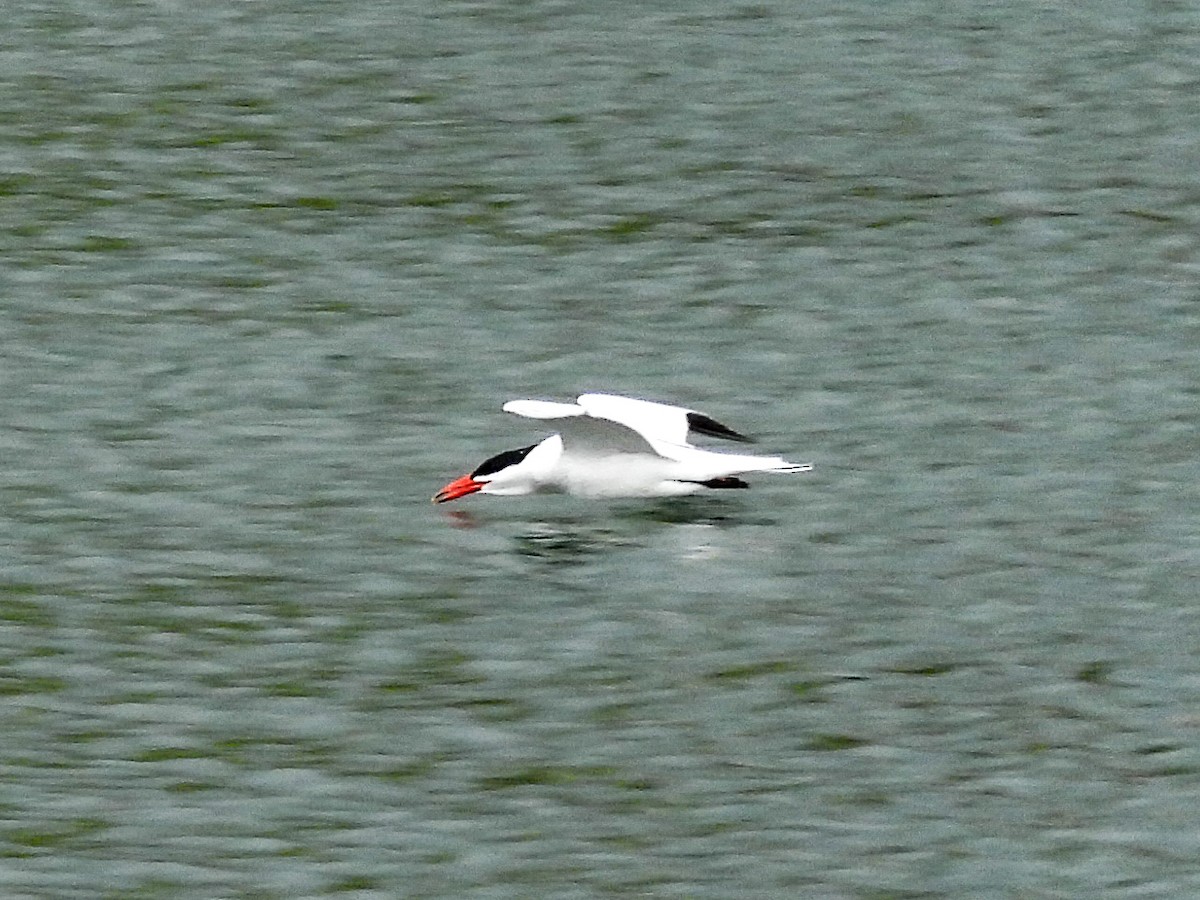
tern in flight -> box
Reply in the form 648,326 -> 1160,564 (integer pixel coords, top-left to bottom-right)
433,393 -> 811,502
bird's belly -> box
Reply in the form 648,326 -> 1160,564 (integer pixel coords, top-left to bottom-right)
559,454 -> 694,498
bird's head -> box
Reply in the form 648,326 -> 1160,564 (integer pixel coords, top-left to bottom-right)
432,440 -> 549,503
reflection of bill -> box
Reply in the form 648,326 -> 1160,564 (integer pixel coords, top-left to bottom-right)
443,509 -> 479,529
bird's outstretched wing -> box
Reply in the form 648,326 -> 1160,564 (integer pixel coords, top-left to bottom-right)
502,393 -> 810,476
503,398 -> 659,456
505,394 -> 753,452
575,393 -> 752,447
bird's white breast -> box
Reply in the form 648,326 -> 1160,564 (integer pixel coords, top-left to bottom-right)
556,453 -> 698,498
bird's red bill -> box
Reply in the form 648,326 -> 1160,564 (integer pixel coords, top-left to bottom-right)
432,474 -> 483,504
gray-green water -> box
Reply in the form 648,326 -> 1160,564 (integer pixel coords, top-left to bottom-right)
3,2 -> 1200,897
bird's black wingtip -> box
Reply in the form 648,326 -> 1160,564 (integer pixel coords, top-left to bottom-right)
686,411 -> 754,443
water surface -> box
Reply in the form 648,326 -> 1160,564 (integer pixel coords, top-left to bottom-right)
3,2 -> 1200,897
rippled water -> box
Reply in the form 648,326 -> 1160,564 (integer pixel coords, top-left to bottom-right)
3,2 -> 1200,897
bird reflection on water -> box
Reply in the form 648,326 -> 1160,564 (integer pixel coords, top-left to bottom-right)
436,495 -> 743,564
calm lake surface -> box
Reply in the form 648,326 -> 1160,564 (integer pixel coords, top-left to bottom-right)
3,2 -> 1200,897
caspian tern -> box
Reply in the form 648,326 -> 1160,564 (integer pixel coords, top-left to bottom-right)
433,393 -> 811,503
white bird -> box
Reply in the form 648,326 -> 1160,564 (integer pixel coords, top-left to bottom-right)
432,393 -> 811,502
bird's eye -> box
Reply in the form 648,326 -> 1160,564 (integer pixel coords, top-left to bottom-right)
471,442 -> 538,479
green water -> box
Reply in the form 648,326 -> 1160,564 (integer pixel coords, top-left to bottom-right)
2,2 -> 1199,897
